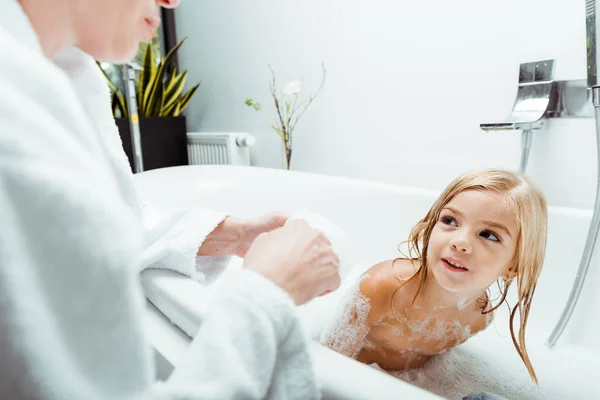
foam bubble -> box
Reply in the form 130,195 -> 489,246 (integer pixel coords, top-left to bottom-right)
319,275 -> 372,358
403,313 -> 471,350
382,334 -> 599,399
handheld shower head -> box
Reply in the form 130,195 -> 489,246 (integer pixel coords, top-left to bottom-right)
586,0 -> 600,89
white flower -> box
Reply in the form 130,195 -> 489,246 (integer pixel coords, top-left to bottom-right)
282,80 -> 302,96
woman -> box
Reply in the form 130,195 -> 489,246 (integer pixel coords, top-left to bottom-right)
0,0 -> 341,398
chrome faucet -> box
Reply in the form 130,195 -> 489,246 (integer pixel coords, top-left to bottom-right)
480,58 -> 595,174
480,59 -> 555,133
480,60 -> 555,174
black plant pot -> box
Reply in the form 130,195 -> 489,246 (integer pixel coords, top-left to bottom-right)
115,116 -> 189,172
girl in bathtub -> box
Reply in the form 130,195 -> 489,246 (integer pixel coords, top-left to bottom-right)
320,168 -> 548,384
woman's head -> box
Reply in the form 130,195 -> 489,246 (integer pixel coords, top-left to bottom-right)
19,0 -> 179,62
400,168 -> 548,383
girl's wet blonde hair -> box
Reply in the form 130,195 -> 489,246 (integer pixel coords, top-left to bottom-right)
393,168 -> 548,384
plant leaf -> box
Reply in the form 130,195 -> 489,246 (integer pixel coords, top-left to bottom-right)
111,91 -> 119,117
163,70 -> 188,111
150,81 -> 165,117
161,69 -> 182,117
174,83 -> 199,116
161,100 -> 178,117
143,37 -> 187,116
138,42 -> 157,112
173,101 -> 182,117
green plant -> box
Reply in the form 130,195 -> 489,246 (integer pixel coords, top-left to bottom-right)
98,37 -> 200,118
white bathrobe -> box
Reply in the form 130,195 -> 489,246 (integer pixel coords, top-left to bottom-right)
0,1 -> 318,399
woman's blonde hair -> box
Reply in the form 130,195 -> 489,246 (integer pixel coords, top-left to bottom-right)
393,168 -> 548,384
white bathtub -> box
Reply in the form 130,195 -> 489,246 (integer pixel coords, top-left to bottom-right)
136,165 -> 599,399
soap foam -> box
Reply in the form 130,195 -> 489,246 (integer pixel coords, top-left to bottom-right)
379,334 -> 599,399
319,274 -> 372,358
403,313 -> 471,350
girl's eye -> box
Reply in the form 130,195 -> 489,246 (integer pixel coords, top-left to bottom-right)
441,215 -> 457,227
480,230 -> 500,242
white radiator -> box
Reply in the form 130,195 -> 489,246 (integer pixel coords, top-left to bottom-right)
186,132 -> 255,166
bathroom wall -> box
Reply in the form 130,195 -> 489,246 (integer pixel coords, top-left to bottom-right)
174,0 -> 592,209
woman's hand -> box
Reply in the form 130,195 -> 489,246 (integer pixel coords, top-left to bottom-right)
197,211 -> 289,257
243,219 -> 341,305
235,211 -> 288,257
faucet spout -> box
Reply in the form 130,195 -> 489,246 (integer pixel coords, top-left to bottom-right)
480,60 -> 554,132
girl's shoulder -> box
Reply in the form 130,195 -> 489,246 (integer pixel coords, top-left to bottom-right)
360,258 -> 418,291
357,258 -> 420,318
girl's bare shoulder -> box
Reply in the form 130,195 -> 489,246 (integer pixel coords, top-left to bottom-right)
358,259 -> 419,313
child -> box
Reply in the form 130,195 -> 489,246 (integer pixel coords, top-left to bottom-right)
320,169 -> 548,383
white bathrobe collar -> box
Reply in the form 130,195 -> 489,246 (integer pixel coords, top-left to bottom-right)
0,0 -> 44,55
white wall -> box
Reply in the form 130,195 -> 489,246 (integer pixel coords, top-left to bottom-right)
174,0 -> 594,209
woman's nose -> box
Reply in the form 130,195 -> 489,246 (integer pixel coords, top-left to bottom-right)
158,0 -> 180,9
450,232 -> 472,254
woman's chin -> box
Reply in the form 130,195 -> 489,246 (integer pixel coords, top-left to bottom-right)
84,41 -> 139,64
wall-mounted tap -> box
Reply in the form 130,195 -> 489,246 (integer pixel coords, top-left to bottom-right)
480,59 -> 595,174
480,60 -> 555,174
480,59 -> 555,133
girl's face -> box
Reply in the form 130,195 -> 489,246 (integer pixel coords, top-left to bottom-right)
426,190 -> 518,295
73,0 -> 179,63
